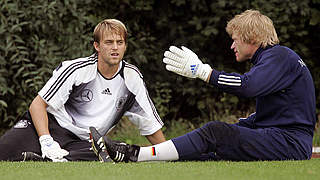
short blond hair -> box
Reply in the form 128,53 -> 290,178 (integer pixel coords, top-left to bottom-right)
93,19 -> 128,44
226,10 -> 279,48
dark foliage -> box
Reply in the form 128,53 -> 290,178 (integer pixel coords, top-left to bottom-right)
0,0 -> 319,133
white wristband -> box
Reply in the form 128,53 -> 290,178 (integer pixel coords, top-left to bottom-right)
39,135 -> 53,146
198,64 -> 212,82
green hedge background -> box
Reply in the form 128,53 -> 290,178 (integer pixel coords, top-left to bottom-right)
0,0 -> 319,134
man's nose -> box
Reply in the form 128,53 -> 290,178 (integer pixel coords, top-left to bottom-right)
231,41 -> 235,49
112,42 -> 118,49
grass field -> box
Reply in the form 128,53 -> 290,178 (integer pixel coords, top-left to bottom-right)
1,159 -> 319,180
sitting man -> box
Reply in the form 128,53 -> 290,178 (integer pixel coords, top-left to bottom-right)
90,10 -> 316,162
0,19 -> 165,162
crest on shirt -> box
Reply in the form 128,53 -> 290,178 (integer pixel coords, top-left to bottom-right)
14,119 -> 30,129
116,97 -> 126,110
80,89 -> 93,102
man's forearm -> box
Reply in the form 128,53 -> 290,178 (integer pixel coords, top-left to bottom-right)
205,70 -> 213,83
146,129 -> 166,145
29,95 -> 50,136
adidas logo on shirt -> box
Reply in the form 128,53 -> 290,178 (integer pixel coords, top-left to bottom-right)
101,88 -> 112,95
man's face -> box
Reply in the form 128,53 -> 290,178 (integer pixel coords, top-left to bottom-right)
94,32 -> 126,66
231,33 -> 258,62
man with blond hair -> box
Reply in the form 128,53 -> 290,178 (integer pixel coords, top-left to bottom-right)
0,19 -> 165,162
91,10 -> 316,162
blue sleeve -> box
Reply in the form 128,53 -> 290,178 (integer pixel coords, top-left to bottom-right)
209,47 -> 297,98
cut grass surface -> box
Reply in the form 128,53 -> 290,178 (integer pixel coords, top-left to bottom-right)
0,159 -> 319,180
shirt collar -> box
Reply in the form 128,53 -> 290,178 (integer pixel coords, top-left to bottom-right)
250,45 -> 276,65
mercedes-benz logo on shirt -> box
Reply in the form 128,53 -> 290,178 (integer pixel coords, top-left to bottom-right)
80,89 -> 93,102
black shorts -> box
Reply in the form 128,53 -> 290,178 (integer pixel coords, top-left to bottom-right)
0,111 -> 98,161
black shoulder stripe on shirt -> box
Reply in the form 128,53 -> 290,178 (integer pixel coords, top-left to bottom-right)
43,60 -> 91,99
43,59 -> 97,102
124,62 -> 143,78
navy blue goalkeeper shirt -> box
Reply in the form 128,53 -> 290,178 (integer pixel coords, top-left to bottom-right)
209,45 -> 316,136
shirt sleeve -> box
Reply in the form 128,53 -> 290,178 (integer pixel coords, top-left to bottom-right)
123,65 -> 164,135
209,47 -> 297,98
38,61 -> 74,109
39,58 -> 97,110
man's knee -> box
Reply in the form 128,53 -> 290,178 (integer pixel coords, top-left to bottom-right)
199,121 -> 240,144
0,122 -> 40,161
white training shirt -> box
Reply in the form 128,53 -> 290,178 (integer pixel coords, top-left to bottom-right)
38,54 -> 163,140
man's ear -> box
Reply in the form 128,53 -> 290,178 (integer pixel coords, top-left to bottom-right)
93,42 -> 100,52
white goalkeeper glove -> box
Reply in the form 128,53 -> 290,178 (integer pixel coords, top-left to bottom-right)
163,46 -> 212,81
39,135 -> 69,162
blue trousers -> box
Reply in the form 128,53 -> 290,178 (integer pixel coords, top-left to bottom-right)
172,121 -> 313,161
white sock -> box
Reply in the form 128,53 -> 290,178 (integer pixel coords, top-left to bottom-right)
137,140 -> 179,162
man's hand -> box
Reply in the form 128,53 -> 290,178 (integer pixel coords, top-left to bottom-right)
163,46 -> 212,81
39,135 -> 69,162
